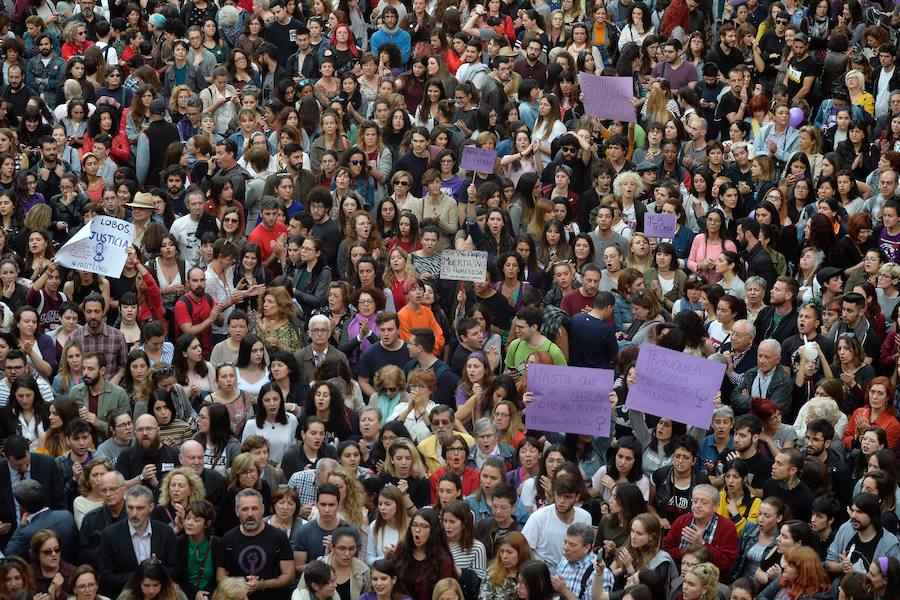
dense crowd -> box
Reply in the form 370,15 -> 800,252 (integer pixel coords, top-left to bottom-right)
0,0 -> 897,600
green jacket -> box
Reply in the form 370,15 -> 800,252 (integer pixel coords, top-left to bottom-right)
68,381 -> 131,439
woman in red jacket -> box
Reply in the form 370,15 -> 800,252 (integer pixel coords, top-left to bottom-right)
130,247 -> 165,330
843,377 -> 900,452
81,106 -> 131,165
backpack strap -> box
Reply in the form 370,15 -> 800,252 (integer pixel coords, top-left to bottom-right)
578,564 -> 595,600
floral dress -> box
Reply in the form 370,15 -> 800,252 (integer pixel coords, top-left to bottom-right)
252,320 -> 302,353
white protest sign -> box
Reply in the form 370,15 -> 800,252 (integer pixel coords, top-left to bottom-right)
55,216 -> 134,279
440,250 -> 488,282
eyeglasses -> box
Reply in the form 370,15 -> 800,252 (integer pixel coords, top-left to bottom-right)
310,328 -> 330,334
223,217 -> 239,223
561,146 -> 577,153
446,447 -> 467,453
334,545 -> 358,553
350,160 -> 363,165
358,298 -> 375,304
75,583 -> 98,591
394,180 -> 410,187
136,426 -> 158,433
383,387 -> 399,395
775,17 -> 788,24
40,548 -> 61,555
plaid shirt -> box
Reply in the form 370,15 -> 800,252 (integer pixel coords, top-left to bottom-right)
68,324 -> 128,380
679,515 -> 720,550
555,554 -> 596,600
288,468 -> 318,508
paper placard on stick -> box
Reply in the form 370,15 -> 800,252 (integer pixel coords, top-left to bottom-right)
579,74 -> 637,123
56,216 -> 134,279
460,146 -> 496,173
644,213 -> 676,238
526,364 -> 614,437
440,250 -> 488,283
626,344 -> 725,429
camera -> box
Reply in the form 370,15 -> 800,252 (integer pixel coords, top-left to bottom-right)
486,15 -> 501,26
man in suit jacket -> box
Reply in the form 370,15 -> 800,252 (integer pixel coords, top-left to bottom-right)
718,319 -> 758,405
0,435 -> 66,547
730,339 -> 794,415
4,479 -> 77,561
97,484 -> 179,597
294,315 -> 349,382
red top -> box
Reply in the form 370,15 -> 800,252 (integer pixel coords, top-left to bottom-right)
428,466 -> 480,503
137,272 -> 165,328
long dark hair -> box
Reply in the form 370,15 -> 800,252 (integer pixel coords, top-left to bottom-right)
393,508 -> 454,591
173,333 -> 208,385
236,334 -> 264,370
196,402 -> 234,454
304,380 -> 351,432
255,382 -> 288,428
517,560 -> 554,600
8,373 -> 50,435
607,436 -> 644,481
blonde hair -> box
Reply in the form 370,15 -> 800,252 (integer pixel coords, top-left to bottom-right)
383,247 -> 416,288
431,578 -> 464,600
494,400 -> 524,446
385,437 -> 426,478
688,563 -> 720,600
326,467 -> 366,530
211,578 -> 248,600
158,467 -> 206,507
226,453 -> 261,491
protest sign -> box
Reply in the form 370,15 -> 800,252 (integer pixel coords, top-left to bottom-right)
579,74 -> 637,123
460,146 -> 496,173
440,250 -> 488,282
626,344 -> 725,429
55,216 -> 134,279
526,364 -> 614,436
644,213 -> 677,238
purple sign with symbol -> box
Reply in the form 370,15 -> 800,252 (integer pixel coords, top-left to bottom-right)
579,74 -> 637,123
461,146 -> 496,174
626,344 -> 725,429
525,364 -> 613,437
644,213 -> 677,238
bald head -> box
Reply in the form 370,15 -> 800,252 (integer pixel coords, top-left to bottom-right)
135,414 -> 160,450
180,440 -> 204,474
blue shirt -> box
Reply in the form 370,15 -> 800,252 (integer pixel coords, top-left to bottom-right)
466,493 -> 530,526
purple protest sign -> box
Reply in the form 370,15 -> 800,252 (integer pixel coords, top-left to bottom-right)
579,74 -> 637,123
644,213 -> 676,238
626,344 -> 725,429
461,146 -> 496,174
525,364 -> 613,437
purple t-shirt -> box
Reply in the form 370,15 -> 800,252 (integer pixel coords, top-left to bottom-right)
879,228 -> 900,263
650,60 -> 698,92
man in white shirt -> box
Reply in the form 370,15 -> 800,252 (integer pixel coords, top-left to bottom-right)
874,44 -> 900,119
522,472 -> 592,569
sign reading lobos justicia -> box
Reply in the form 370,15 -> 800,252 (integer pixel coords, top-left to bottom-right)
56,216 -> 135,278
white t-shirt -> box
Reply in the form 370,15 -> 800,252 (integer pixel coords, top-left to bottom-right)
241,412 -> 299,464
170,215 -> 201,262
590,466 -> 652,502
522,504 -> 592,569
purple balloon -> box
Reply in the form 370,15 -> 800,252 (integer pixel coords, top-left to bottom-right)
788,107 -> 804,127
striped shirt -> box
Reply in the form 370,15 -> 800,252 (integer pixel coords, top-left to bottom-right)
449,539 -> 487,578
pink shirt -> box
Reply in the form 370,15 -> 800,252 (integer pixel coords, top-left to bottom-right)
687,235 -> 737,284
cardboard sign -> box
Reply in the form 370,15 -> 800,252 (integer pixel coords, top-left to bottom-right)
579,74 -> 638,123
526,364 -> 614,437
55,216 -> 134,279
644,213 -> 677,238
626,344 -> 726,429
460,146 -> 496,173
440,250 -> 488,283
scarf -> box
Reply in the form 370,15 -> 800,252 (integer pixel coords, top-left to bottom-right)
346,313 -> 380,362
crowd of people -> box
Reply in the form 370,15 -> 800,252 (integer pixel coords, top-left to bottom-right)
0,0 -> 897,600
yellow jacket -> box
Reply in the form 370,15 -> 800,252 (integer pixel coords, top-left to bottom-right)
418,431 -> 475,475
716,489 -> 761,537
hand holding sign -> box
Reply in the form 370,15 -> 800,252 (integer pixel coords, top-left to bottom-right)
644,213 -> 677,238
525,364 -> 614,436
625,344 -> 725,429
461,146 -> 496,174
